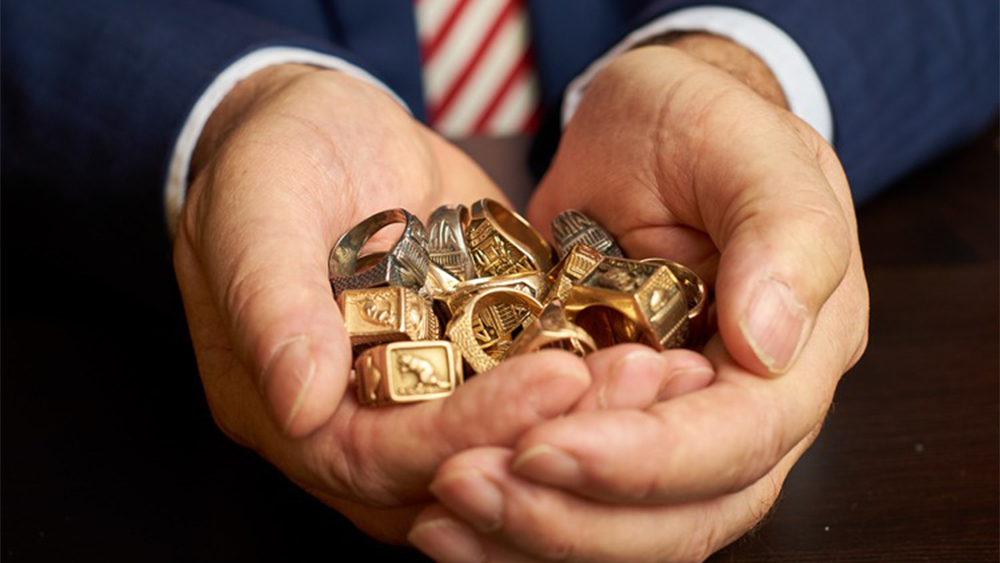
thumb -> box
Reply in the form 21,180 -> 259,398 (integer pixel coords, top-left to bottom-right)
192,174 -> 352,438
712,147 -> 853,376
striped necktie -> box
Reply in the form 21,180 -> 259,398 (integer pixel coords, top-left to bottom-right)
415,0 -> 542,137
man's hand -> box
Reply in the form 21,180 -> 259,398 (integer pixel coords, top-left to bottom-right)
172,65 -> 597,542
407,36 -> 870,561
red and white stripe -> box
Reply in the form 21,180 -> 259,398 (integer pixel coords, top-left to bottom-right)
415,0 -> 542,137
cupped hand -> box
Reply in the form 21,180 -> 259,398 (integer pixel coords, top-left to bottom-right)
409,36 -> 869,561
172,65 -> 593,542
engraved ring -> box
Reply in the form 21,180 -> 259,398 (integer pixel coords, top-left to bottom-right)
329,209 -> 430,298
427,204 -> 476,280
641,257 -> 709,347
565,257 -> 689,350
354,340 -> 463,407
551,209 -> 624,259
445,287 -> 543,374
466,198 -> 555,277
434,271 -> 549,322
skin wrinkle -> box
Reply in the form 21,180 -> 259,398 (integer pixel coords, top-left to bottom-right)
282,349 -> 318,431
258,334 -> 309,388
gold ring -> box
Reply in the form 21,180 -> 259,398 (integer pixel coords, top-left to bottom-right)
337,287 -> 439,355
641,258 -> 709,347
467,199 -> 554,277
446,287 -> 543,373
564,257 -> 688,350
354,340 -> 463,406
433,271 -> 549,323
506,300 -> 597,358
545,243 -> 604,304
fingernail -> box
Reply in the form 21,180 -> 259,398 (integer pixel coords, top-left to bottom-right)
430,471 -> 503,532
739,279 -> 810,375
260,336 -> 316,432
599,350 -> 667,409
511,444 -> 583,487
408,518 -> 485,563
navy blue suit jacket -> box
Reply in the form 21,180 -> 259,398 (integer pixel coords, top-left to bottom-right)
3,0 -> 997,302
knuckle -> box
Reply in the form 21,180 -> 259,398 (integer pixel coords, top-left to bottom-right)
787,201 -> 852,279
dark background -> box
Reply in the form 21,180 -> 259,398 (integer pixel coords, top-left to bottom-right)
3,124 -> 998,562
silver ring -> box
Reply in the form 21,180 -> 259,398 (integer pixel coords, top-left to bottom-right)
426,204 -> 476,280
329,209 -> 430,298
551,209 -> 624,259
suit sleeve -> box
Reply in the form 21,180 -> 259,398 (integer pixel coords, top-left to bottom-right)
1,0 -> 386,307
628,0 -> 999,203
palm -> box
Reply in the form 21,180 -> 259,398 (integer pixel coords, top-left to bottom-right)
172,69 -> 597,544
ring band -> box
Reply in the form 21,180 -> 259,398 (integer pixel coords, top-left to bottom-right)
467,199 -> 554,277
329,208 -> 430,298
551,209 -> 624,259
446,287 -> 543,373
427,204 -> 476,280
434,271 -> 549,322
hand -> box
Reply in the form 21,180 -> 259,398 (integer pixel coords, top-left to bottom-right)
172,65 -> 595,542
408,35 -> 869,561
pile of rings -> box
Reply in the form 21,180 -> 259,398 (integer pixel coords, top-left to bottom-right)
328,199 -> 708,407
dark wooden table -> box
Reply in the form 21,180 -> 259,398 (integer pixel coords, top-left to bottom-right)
3,127 -> 997,562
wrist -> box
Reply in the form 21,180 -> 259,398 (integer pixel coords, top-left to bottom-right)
639,32 -> 788,109
190,63 -> 319,182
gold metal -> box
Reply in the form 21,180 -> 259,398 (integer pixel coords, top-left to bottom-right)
641,258 -> 709,347
564,257 -> 688,350
545,243 -> 604,303
506,300 -> 597,358
422,261 -> 462,298
467,199 -> 554,277
337,287 -> 438,354
433,271 -> 549,322
446,287 -> 544,373
354,340 -> 463,406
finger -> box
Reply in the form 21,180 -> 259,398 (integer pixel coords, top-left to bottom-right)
507,330 -> 840,504
706,129 -> 854,376
409,505 -> 529,563
415,440 -> 809,563
572,344 -> 715,412
287,351 -> 591,505
186,144 -> 357,439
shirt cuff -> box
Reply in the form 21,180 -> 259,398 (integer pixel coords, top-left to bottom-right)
562,6 -> 833,143
164,46 -> 408,235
